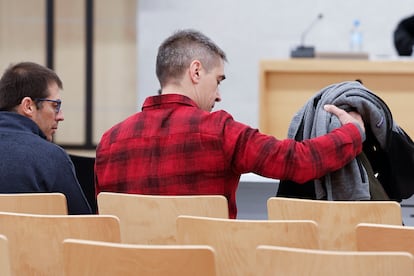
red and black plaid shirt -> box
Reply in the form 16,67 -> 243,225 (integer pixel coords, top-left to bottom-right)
95,94 -> 362,218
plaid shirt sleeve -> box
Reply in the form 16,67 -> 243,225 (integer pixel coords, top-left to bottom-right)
224,119 -> 363,183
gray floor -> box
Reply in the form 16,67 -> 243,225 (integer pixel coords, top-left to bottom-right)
236,178 -> 414,226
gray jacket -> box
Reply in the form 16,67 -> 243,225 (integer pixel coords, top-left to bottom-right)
286,81 -> 401,200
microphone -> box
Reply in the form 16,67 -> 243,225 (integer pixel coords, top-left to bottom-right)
291,13 -> 324,58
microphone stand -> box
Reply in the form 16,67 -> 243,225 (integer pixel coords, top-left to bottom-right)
291,14 -> 323,58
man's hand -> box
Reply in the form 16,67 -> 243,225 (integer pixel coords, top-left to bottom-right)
324,104 -> 365,133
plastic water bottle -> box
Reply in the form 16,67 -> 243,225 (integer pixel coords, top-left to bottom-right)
350,19 -> 363,52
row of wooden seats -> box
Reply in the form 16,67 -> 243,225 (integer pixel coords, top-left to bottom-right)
97,193 -> 403,251
0,213 -> 412,275
0,192 -> 403,249
60,232 -> 414,275
175,215 -> 414,275
63,194 -> 414,275
0,192 -> 410,275
0,211 -> 216,275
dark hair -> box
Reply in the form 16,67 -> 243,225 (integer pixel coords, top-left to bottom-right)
0,62 -> 63,111
156,29 -> 227,87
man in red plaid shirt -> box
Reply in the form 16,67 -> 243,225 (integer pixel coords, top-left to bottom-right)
95,29 -> 365,219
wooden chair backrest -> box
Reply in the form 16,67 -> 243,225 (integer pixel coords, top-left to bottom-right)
0,212 -> 121,275
63,238 -> 217,276
176,215 -> 319,276
97,192 -> 229,244
267,197 -> 402,250
356,222 -> 414,255
0,192 -> 67,214
0,234 -> 11,276
256,245 -> 414,276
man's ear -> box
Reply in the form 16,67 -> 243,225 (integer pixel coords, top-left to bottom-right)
189,60 -> 202,83
19,97 -> 35,117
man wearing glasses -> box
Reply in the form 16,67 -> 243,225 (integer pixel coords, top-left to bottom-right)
0,62 -> 92,214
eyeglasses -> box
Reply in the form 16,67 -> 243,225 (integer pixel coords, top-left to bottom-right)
34,98 -> 62,114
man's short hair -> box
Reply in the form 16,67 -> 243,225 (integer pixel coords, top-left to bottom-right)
0,62 -> 62,111
156,29 -> 227,87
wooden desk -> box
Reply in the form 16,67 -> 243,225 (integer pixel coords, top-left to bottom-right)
259,59 -> 414,138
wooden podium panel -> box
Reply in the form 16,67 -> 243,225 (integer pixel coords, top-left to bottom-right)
259,59 -> 414,138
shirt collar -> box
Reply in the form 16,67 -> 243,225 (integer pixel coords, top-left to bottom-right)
142,94 -> 198,111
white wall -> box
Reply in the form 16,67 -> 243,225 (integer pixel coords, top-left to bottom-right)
137,0 -> 414,130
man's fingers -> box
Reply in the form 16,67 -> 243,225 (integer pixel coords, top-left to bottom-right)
324,104 -> 365,133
